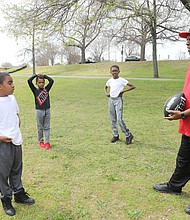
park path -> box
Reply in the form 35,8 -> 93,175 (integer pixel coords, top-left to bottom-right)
51,75 -> 181,81
15,74 -> 182,80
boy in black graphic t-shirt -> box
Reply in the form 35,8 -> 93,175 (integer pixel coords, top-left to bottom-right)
28,74 -> 54,150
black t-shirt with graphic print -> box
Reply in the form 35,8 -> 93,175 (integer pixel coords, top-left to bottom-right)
28,74 -> 54,110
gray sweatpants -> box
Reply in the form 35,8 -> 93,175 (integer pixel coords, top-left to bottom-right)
0,142 -> 23,198
108,97 -> 131,137
36,109 -> 50,143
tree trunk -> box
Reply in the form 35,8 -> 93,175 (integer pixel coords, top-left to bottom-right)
50,58 -> 54,66
80,47 -> 86,63
32,24 -> 36,75
140,44 -> 146,61
152,35 -> 159,78
152,0 -> 159,78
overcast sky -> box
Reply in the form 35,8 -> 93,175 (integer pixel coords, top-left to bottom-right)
0,33 -> 24,66
0,0 -> 24,66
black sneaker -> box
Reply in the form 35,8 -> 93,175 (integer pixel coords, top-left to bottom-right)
14,189 -> 35,205
185,205 -> 190,215
126,134 -> 134,145
1,197 -> 16,216
110,136 -> 119,143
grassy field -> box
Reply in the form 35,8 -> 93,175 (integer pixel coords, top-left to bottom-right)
13,59 -> 189,79
1,61 -> 190,219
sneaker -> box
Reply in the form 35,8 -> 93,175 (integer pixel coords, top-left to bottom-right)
45,143 -> 51,150
14,189 -> 35,205
185,205 -> 190,214
126,134 -> 134,145
1,197 -> 16,216
39,141 -> 45,148
110,136 -> 119,143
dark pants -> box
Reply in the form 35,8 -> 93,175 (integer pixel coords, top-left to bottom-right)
168,134 -> 190,191
0,142 -> 23,198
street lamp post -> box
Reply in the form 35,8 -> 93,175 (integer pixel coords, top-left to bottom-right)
121,45 -> 124,62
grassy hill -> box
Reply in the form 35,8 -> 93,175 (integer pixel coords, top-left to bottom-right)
12,59 -> 190,79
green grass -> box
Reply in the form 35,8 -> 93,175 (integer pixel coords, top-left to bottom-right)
0,62 -> 190,219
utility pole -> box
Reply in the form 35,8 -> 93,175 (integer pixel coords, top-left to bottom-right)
121,45 -> 124,62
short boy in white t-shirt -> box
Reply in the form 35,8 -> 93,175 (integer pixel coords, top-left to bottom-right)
0,72 -> 35,216
104,65 -> 136,144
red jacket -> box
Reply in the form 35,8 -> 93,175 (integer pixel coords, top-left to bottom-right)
179,66 -> 190,136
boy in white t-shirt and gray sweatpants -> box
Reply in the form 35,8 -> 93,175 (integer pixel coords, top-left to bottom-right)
104,65 -> 136,144
0,72 -> 35,216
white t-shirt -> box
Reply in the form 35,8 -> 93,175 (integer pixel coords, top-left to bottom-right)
0,95 -> 22,145
106,77 -> 129,98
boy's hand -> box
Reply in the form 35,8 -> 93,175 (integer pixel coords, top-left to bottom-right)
119,90 -> 125,96
0,136 -> 12,143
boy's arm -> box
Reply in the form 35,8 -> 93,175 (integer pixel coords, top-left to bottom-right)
44,75 -> 54,91
119,82 -> 136,96
17,113 -> 21,127
27,74 -> 37,92
104,85 -> 110,97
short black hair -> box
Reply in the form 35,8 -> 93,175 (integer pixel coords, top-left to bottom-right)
36,74 -> 44,83
0,73 -> 10,85
110,65 -> 120,71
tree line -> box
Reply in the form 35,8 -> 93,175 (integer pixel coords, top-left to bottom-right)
1,0 -> 190,77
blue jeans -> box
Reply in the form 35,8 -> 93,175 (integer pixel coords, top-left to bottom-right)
36,109 -> 50,143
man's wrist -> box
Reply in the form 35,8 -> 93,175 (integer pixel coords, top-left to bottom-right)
181,112 -> 187,120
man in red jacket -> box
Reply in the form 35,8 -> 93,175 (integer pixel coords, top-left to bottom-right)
153,29 -> 190,215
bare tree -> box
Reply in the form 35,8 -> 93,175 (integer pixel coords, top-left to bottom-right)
105,0 -> 190,77
114,16 -> 150,61
1,62 -> 13,69
35,42 -> 59,66
60,0 -> 109,63
28,0 -> 78,31
36,55 -> 49,66
1,0 -> 79,73
61,46 -> 81,64
144,0 -> 187,77
89,36 -> 108,62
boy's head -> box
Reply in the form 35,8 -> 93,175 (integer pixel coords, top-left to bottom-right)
36,74 -> 45,89
0,73 -> 14,96
110,65 -> 120,79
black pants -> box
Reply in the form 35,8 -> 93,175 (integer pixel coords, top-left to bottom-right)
0,142 -> 23,198
168,134 -> 190,191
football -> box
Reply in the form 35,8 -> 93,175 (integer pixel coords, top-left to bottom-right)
164,92 -> 186,117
